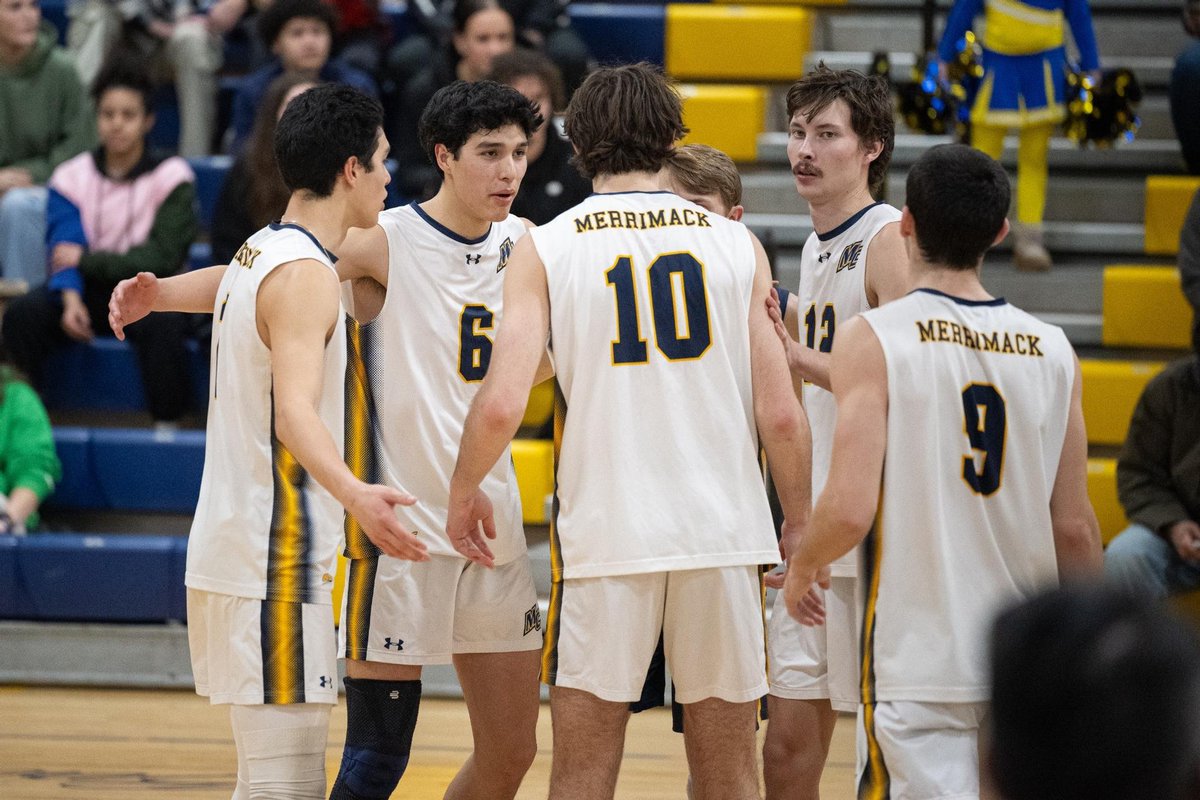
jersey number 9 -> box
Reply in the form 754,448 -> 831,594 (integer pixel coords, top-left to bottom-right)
961,383 -> 1006,496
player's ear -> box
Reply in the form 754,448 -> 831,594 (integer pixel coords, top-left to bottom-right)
863,136 -> 885,163
992,217 -> 1011,247
434,143 -> 454,173
899,205 -> 916,239
342,155 -> 362,185
728,205 -> 744,222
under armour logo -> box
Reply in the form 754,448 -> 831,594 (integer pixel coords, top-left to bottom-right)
465,253 -> 482,265
318,676 -> 332,688
384,637 -> 404,651
817,252 -> 831,263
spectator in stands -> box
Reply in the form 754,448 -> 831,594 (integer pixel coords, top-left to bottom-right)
0,359 -> 61,535
329,0 -> 390,78
1171,0 -> 1200,174
387,0 -> 588,104
1,58 -> 197,428
65,0 -> 245,156
210,73 -> 316,265
989,584 -> 1200,800
487,49 -> 588,224
229,0 -> 377,153
1180,188 -> 1200,352
1103,347 -> 1200,599
938,0 -> 1101,271
389,0 -> 515,198
0,0 -> 95,289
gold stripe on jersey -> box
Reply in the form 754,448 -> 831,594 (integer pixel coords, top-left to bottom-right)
858,504 -> 889,799
342,557 -> 378,661
343,319 -> 381,559
261,599 -> 305,704
541,379 -> 567,684
267,402 -> 313,604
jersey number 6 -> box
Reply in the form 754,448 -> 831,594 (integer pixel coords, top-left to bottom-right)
606,252 -> 712,364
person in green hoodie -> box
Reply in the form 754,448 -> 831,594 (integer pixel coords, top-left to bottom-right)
0,0 -> 95,289
0,361 -> 61,534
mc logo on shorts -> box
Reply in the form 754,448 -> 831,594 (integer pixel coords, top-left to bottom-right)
524,604 -> 542,636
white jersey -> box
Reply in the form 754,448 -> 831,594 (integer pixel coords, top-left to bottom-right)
341,203 -> 528,564
187,224 -> 346,604
797,201 -> 900,577
530,191 -> 779,580
860,288 -> 1075,702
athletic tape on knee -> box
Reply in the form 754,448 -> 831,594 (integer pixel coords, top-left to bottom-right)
240,720 -> 328,799
328,678 -> 422,800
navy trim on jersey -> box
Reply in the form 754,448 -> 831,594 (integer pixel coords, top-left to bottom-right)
815,201 -> 886,242
268,222 -> 339,263
912,287 -> 1008,307
410,202 -> 491,245
589,190 -> 677,197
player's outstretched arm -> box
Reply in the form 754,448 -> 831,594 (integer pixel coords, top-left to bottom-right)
448,235 -> 550,567
260,259 -> 428,562
749,235 -> 813,563
333,224 -> 389,285
1049,354 -> 1104,578
108,265 -> 226,340
786,315 -> 887,625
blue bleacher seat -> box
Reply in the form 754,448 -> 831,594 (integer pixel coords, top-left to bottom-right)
40,0 -> 68,43
0,534 -> 186,622
49,427 -> 204,513
569,4 -> 666,66
39,338 -> 210,413
188,155 -> 233,233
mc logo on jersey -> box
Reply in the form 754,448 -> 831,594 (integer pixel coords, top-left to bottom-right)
523,603 -> 542,636
836,240 -> 864,273
497,237 -> 515,273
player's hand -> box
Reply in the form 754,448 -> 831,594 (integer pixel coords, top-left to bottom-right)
109,272 -> 159,341
348,484 -> 428,561
767,286 -> 810,380
0,167 -> 32,194
446,487 -> 497,568
785,560 -> 831,626
765,518 -> 804,589
1169,520 -> 1200,564
61,290 -> 93,342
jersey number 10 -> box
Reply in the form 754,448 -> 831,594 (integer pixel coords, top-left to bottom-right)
606,252 -> 712,364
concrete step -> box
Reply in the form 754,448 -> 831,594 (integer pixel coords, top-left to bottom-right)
804,50 -> 1176,93
757,132 -> 1185,174
747,211 -> 1143,255
742,170 -> 1148,223
814,11 -> 1190,60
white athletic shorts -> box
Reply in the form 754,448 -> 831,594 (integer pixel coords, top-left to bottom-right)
542,565 -> 768,705
857,700 -> 987,800
338,553 -> 542,664
767,575 -> 861,712
187,588 -> 338,706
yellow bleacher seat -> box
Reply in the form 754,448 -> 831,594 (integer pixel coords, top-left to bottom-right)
1080,359 -> 1165,446
1144,175 -> 1200,256
666,5 -> 812,81
678,84 -> 767,163
512,438 -> 554,524
1088,458 -> 1127,546
522,379 -> 554,429
1101,265 -> 1192,349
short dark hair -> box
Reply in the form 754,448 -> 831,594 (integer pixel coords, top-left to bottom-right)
91,54 -> 154,113
487,48 -> 566,112
258,0 -> 337,48
452,0 -> 503,32
274,83 -> 382,198
905,144 -> 1010,270
785,65 -> 895,199
564,63 -> 687,180
417,80 -> 543,169
990,585 -> 1200,800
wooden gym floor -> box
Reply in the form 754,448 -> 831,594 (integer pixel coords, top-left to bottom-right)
0,685 -> 857,798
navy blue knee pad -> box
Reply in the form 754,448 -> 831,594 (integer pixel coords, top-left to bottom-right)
328,678 -> 421,800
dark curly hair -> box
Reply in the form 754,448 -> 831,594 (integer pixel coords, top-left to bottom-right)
91,53 -> 154,112
418,80 -> 543,170
275,83 -> 382,197
258,0 -> 338,48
